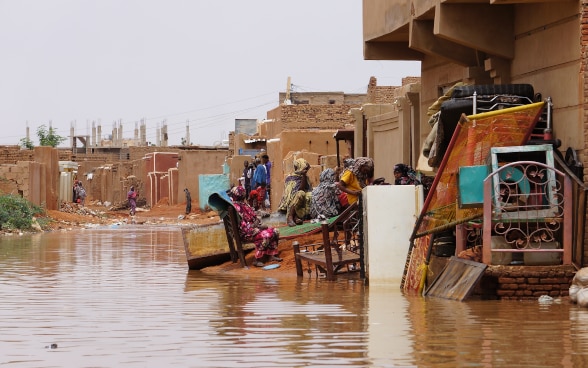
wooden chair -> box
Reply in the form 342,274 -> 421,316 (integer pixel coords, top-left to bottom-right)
291,201 -> 362,280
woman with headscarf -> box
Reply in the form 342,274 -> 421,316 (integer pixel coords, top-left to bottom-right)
278,158 -> 313,227
127,186 -> 137,216
228,186 -> 281,267
337,157 -> 374,205
335,157 -> 356,208
393,163 -> 420,185
310,168 -> 340,219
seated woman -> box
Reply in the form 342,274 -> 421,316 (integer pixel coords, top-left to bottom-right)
278,158 -> 313,227
393,163 -> 420,185
393,163 -> 434,197
228,186 -> 281,267
310,168 -> 341,220
337,157 -> 374,205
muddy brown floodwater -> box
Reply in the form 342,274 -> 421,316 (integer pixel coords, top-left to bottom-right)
2,207 -> 588,367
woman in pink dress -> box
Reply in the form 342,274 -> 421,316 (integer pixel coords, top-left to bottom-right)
127,186 -> 137,216
228,186 -> 281,267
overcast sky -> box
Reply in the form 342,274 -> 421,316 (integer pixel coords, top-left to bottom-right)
0,0 -> 420,147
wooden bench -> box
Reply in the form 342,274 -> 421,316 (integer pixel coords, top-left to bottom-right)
291,201 -> 362,280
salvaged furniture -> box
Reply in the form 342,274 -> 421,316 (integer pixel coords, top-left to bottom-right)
482,160 -> 572,265
291,201 -> 362,280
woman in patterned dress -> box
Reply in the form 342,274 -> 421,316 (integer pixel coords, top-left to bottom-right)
229,186 -> 281,267
278,158 -> 313,227
310,168 -> 341,219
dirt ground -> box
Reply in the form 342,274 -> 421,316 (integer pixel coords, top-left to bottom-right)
35,198 -> 324,277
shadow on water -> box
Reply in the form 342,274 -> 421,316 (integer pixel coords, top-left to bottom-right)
2,227 -> 588,367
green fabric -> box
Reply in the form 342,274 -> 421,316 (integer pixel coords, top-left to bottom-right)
277,216 -> 337,239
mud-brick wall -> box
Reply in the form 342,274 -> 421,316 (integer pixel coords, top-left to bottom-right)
367,76 -> 398,104
0,146 -> 72,165
0,161 -> 42,205
280,105 -> 358,130
481,265 -> 576,300
0,146 -> 29,164
0,164 -> 22,195
267,106 -> 280,121
128,146 -> 181,161
78,160 -> 135,205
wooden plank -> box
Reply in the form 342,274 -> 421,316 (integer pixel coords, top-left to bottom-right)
227,206 -> 248,267
424,256 -> 487,301
296,251 -> 361,265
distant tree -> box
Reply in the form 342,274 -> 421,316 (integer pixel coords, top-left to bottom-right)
19,137 -> 34,150
181,137 -> 193,146
36,125 -> 66,147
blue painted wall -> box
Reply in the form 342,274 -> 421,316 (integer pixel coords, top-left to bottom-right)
199,173 -> 230,210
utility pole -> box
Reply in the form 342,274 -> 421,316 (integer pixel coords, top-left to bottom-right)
284,76 -> 292,105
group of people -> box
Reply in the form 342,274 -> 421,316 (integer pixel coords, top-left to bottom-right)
242,153 -> 272,211
225,156 -> 377,267
217,154 -> 430,268
278,157 -> 376,227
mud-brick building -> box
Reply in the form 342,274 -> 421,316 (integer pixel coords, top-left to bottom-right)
0,143 -> 230,211
230,91 -> 369,209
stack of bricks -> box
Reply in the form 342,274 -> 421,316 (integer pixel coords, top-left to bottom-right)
482,265 -> 576,300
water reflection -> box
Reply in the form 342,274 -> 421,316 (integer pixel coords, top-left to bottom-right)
184,272 -> 370,367
1,227 -> 588,367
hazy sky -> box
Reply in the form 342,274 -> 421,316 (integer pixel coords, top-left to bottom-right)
0,0 -> 420,147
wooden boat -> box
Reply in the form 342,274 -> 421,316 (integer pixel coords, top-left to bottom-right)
181,224 -> 255,270
182,190 -> 258,270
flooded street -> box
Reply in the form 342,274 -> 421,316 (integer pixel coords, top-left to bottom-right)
2,227 -> 588,367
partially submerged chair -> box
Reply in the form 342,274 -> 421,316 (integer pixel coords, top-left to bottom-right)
288,201 -> 363,280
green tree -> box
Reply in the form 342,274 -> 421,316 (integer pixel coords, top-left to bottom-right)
19,137 -> 34,150
37,125 -> 66,147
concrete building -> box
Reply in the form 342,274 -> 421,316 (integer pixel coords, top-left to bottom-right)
361,1 -> 586,287
361,0 -> 582,180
